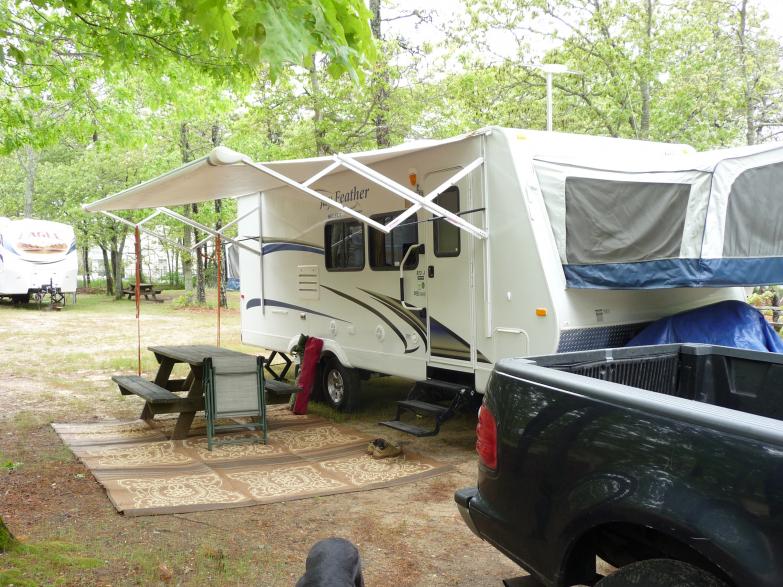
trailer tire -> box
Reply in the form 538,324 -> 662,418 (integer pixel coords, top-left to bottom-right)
595,559 -> 728,587
321,357 -> 361,412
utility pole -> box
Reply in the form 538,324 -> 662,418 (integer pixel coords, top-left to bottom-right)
537,64 -> 582,131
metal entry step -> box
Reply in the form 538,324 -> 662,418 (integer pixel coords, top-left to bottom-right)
379,379 -> 477,437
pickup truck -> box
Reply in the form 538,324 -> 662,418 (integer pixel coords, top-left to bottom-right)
455,343 -> 783,587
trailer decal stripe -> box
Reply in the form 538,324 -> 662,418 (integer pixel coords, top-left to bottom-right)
320,285 -> 413,353
359,289 -> 428,350
429,317 -> 471,361
245,297 -> 350,323
262,242 -> 324,255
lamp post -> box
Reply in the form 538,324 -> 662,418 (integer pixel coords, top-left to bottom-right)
536,64 -> 582,132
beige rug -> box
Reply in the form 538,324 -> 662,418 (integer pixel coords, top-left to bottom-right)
52,406 -> 450,516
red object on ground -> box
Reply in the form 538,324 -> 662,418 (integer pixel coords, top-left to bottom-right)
293,337 -> 324,414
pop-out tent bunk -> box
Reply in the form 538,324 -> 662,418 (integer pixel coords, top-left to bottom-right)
533,140 -> 783,289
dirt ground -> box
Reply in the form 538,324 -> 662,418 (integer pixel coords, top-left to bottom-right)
0,293 -> 524,586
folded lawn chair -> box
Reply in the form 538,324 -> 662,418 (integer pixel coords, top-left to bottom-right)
203,355 -> 267,451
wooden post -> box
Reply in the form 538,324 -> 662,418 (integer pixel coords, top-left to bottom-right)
135,226 -> 142,376
216,234 -> 221,348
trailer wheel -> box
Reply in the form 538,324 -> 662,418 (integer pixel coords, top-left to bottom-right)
321,357 -> 361,412
595,559 -> 728,587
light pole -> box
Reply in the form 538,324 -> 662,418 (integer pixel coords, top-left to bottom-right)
536,64 -> 582,132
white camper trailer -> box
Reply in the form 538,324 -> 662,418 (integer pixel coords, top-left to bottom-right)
86,127 -> 783,433
0,217 -> 77,303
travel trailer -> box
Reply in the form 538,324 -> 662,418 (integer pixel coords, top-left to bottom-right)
0,217 -> 77,304
85,127 -> 783,433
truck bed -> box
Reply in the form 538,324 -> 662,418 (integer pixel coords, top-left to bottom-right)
498,343 -> 783,445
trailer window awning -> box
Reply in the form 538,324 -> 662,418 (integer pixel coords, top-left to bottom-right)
84,130 -> 488,240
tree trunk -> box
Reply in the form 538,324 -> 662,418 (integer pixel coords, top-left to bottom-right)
638,0 -> 653,140
737,0 -> 755,145
179,122 -> 195,293
100,245 -> 113,295
110,248 -> 121,299
82,246 -> 91,287
309,62 -> 329,156
215,200 -> 227,309
211,124 -> 228,308
111,233 -> 127,299
370,0 -> 391,147
193,203 -> 206,304
18,146 -> 38,218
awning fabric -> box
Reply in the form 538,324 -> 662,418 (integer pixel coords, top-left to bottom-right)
84,132 -> 477,212
534,141 -> 783,288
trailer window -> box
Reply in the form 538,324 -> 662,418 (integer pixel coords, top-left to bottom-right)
434,186 -> 461,257
325,220 -> 364,271
369,212 -> 419,270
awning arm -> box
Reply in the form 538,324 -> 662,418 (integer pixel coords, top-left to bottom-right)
193,205 -> 260,250
240,159 -> 390,232
100,211 -> 191,254
385,157 -> 485,231
334,153 -> 487,239
156,207 -> 261,256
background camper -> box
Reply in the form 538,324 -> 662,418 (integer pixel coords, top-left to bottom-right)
0,217 -> 77,305
86,127 -> 783,435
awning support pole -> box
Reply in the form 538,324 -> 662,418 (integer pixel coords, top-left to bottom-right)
385,157 -> 485,230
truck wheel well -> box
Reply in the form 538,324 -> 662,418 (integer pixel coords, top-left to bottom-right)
561,522 -> 734,587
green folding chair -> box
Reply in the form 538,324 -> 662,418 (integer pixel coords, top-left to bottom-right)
203,355 -> 267,451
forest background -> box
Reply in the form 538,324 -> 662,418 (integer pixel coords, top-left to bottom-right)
1,0 -> 781,304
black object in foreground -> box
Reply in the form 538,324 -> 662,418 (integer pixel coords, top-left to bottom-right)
296,538 -> 364,587
457,343 -> 783,587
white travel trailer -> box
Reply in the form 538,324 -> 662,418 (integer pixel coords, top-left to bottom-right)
86,127 -> 783,433
0,217 -> 77,303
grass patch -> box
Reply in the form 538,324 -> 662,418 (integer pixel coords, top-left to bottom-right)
0,539 -> 102,586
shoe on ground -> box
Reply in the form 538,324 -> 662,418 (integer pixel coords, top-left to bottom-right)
372,440 -> 402,459
367,438 -> 386,455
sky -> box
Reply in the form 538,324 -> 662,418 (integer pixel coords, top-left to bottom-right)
386,0 -> 783,62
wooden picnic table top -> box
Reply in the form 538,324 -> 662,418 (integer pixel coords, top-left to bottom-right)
148,344 -> 252,366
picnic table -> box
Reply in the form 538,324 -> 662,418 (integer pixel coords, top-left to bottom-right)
112,344 -> 299,439
122,283 -> 163,302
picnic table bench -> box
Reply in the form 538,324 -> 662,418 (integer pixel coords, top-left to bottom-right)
113,344 -> 299,439
122,283 -> 163,302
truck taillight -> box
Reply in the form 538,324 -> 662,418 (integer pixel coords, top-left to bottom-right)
476,404 -> 497,470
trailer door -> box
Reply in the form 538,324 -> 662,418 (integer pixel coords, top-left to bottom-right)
423,172 -> 474,369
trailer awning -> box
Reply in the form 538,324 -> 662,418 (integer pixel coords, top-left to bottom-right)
84,130 -> 488,240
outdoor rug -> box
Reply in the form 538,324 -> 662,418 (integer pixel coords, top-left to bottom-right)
52,405 -> 450,516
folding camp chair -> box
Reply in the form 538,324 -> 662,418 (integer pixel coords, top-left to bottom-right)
203,355 -> 267,451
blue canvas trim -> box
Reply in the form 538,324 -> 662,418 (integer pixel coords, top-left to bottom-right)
262,242 -> 324,255
564,257 -> 783,289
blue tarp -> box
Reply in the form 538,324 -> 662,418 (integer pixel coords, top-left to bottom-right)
626,300 -> 783,353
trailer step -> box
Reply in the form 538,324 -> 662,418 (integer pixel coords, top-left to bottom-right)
395,399 -> 450,417
378,419 -> 438,437
378,379 -> 480,437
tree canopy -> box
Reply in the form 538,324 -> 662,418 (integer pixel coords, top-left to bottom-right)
1,0 -> 781,299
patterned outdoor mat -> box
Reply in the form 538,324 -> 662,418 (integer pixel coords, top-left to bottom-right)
52,406 -> 450,516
